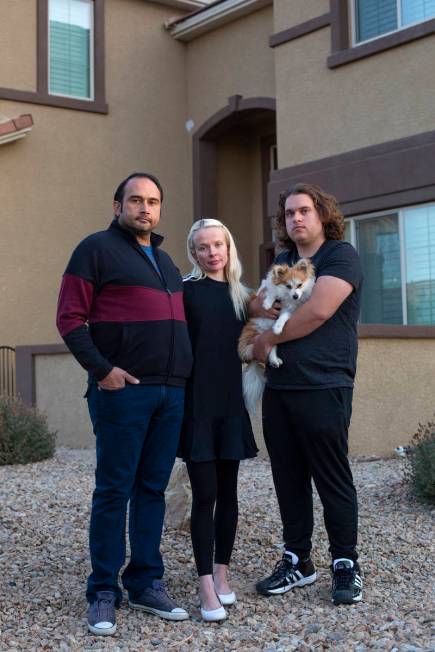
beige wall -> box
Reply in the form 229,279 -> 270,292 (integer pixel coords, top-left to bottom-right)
35,339 -> 435,458
216,134 -> 264,288
0,0 -> 37,91
185,6 -> 275,129
35,353 -> 91,448
273,0 -> 329,31
0,0 -> 193,348
349,338 -> 435,457
275,27 -> 435,168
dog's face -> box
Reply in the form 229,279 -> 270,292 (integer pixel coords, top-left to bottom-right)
270,259 -> 315,302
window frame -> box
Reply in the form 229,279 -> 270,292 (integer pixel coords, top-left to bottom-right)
351,0 -> 435,46
328,0 -> 435,68
345,202 -> 435,326
0,0 -> 107,114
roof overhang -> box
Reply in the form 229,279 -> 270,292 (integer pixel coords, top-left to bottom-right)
167,0 -> 272,41
154,0 -> 206,9
0,114 -> 33,146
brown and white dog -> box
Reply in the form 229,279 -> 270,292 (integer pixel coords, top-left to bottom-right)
238,259 -> 316,413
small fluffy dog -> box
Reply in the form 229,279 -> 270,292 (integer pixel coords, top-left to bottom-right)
238,259 -> 316,414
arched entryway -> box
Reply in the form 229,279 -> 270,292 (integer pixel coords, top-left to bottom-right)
193,95 -> 277,285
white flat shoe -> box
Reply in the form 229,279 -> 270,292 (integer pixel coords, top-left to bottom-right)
217,591 -> 236,606
200,605 -> 227,622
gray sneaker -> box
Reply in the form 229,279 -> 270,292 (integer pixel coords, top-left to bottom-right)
129,580 -> 189,621
87,591 -> 117,636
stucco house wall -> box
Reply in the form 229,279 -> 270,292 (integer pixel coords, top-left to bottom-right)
0,0 -> 194,347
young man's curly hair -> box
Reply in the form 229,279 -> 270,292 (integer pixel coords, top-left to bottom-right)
275,183 -> 345,250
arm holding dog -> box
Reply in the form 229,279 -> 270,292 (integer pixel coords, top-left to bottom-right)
248,288 -> 281,319
252,275 -> 353,362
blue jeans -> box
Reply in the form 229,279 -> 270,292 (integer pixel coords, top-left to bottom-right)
86,383 -> 184,604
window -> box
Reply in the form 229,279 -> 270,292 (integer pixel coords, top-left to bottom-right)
354,0 -> 435,44
49,0 -> 93,100
0,0 -> 106,113
345,204 -> 435,324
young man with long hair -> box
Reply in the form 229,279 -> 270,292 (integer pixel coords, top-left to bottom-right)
252,183 -> 363,605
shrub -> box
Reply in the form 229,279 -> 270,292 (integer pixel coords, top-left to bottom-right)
407,417 -> 435,504
0,395 -> 56,465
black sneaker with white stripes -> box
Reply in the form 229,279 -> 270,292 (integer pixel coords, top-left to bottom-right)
256,554 -> 317,596
331,559 -> 363,605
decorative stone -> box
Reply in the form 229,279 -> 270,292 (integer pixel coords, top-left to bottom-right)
165,459 -> 192,530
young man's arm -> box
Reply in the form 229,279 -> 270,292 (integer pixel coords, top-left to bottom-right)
252,275 -> 353,362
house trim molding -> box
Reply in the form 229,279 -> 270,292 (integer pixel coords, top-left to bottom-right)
269,12 -> 331,48
168,0 -> 272,41
269,128 -> 435,217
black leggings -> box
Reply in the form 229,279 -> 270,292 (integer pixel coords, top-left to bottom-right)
186,459 -> 240,577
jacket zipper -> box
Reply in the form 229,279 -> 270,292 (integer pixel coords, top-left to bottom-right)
149,247 -> 175,383
118,230 -> 178,384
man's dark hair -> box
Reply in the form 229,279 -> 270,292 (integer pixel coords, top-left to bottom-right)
275,182 -> 345,250
114,172 -> 164,205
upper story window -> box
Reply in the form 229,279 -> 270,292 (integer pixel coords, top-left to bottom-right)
354,0 -> 435,44
345,203 -> 435,325
49,0 -> 94,100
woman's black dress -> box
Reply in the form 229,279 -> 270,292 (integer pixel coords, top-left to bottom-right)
178,277 -> 258,462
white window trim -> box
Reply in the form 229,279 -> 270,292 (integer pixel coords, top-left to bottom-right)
351,0 -> 435,47
47,0 -> 95,102
398,211 -> 408,324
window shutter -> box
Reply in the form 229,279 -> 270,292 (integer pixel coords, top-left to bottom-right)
356,0 -> 398,42
49,20 -> 91,98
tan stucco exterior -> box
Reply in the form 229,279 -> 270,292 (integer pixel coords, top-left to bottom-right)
273,0 -> 329,31
0,0 -> 36,91
35,353 -> 90,448
275,27 -> 435,168
0,0 -> 193,347
350,339 -> 435,457
185,6 -> 274,129
34,339 -> 435,458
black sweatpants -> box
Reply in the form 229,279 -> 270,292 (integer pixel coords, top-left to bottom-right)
186,459 -> 240,577
262,387 -> 358,562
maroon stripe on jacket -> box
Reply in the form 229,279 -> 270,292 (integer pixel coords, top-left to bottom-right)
89,285 -> 186,323
56,274 -> 95,337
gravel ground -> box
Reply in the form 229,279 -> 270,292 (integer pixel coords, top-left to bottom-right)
0,449 -> 434,652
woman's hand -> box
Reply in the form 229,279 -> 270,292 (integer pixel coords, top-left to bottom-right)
248,289 -> 280,319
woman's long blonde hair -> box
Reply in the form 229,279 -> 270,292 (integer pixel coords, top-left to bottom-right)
185,218 -> 250,320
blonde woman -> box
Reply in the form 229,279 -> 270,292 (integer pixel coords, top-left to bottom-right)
178,219 -> 257,621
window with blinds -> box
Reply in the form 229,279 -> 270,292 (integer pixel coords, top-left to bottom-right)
354,0 -> 435,43
344,204 -> 435,325
48,0 -> 94,100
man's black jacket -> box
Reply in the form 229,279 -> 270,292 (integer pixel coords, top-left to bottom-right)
56,220 -> 193,386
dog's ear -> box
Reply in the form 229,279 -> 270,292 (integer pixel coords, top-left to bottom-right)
295,258 -> 309,271
295,258 -> 315,275
272,264 -> 288,279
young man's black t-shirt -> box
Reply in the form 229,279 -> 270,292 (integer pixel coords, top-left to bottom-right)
266,240 -> 363,390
